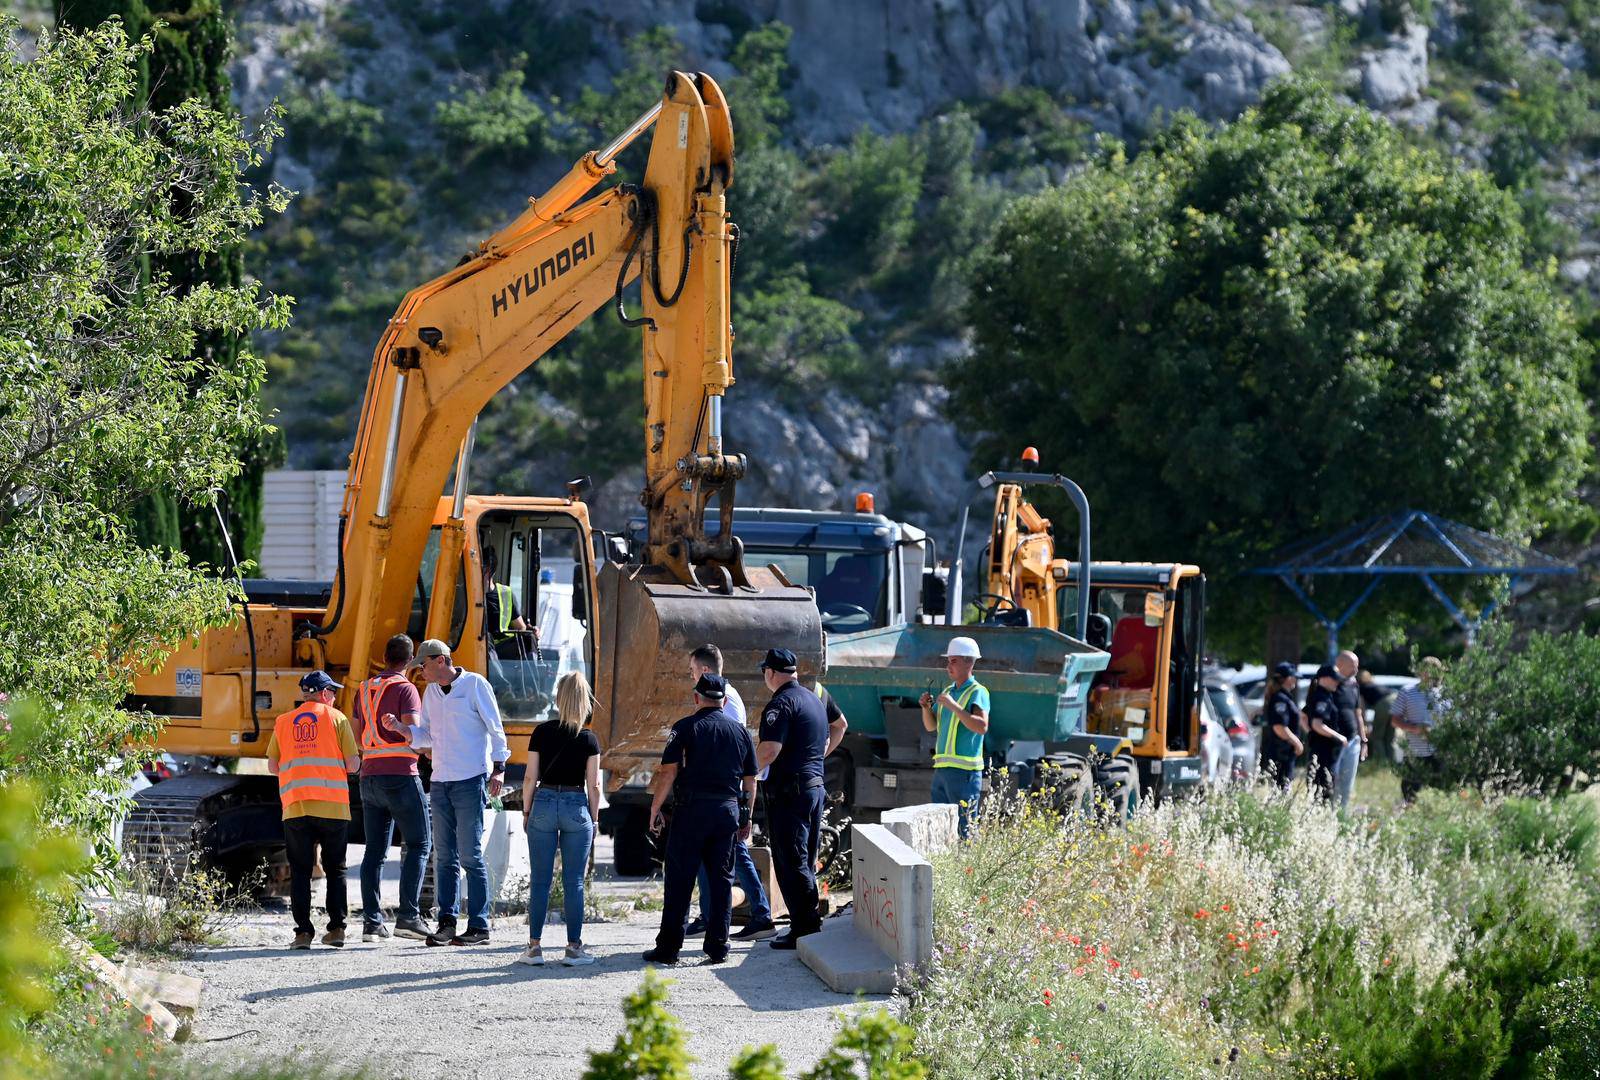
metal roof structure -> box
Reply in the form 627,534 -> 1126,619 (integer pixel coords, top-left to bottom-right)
1250,509 -> 1576,653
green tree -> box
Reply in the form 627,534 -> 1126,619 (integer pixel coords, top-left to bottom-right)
952,80 -> 1591,650
57,0 -> 281,568
1432,621 -> 1600,792
0,18 -> 288,877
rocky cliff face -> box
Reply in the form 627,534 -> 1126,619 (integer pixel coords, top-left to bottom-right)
227,0 -> 1597,550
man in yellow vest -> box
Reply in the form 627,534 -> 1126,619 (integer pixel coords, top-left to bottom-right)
919,636 -> 990,840
268,670 -> 360,950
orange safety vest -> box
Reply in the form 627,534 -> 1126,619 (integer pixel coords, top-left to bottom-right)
357,672 -> 419,764
273,701 -> 351,810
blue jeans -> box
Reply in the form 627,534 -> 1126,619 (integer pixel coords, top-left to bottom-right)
1333,738 -> 1361,809
360,774 -> 431,924
696,838 -> 771,925
526,790 -> 594,946
431,775 -> 489,931
931,767 -> 982,839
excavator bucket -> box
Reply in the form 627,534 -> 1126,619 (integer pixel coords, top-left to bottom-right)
593,561 -> 824,781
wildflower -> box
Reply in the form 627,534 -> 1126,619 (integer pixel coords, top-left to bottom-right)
1194,909 -> 1210,919
1250,965 -> 1260,974
1108,958 -> 1121,970
1043,989 -> 1054,1005
1220,903 -> 1229,912
979,894 -> 988,904
142,1014 -> 154,1034
1131,969 -> 1142,979
1073,966 -> 1087,976
1067,934 -> 1081,945
1084,945 -> 1097,959
964,866 -> 974,875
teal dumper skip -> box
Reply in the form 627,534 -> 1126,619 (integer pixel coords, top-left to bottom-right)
823,624 -> 1111,744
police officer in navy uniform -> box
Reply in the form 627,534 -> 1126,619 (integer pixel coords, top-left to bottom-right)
756,648 -> 844,950
643,673 -> 757,966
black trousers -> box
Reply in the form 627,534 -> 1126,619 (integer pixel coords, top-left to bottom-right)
1309,749 -> 1338,803
656,797 -> 739,958
1401,755 -> 1442,802
284,814 -> 349,934
767,785 -> 824,934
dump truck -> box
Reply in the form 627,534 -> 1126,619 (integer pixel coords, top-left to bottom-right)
619,455 -> 1208,838
122,72 -> 824,874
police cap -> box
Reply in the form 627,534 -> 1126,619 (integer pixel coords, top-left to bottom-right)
760,648 -> 798,674
694,673 -> 727,700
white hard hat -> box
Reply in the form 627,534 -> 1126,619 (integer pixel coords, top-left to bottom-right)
943,636 -> 981,660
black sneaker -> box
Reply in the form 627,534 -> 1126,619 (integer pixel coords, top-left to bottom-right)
770,928 -> 818,951
683,917 -> 706,937
641,947 -> 680,966
452,927 -> 490,946
362,922 -> 391,942
704,951 -> 729,964
425,920 -> 458,947
732,921 -> 777,941
393,917 -> 430,941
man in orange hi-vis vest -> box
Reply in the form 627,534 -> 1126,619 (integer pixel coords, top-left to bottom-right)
268,670 -> 360,950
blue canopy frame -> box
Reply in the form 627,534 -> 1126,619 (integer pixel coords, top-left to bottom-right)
1250,509 -> 1575,655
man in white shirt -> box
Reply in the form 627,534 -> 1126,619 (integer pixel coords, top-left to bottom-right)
412,638 -> 508,946
684,644 -> 777,941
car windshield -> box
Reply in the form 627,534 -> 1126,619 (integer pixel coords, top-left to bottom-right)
748,548 -> 888,632
1206,686 -> 1245,724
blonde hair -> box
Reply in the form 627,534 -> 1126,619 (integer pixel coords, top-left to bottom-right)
554,670 -> 595,735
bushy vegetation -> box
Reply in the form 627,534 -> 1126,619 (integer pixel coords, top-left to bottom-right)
0,18 -> 287,884
911,785 -> 1600,1077
582,969 -> 923,1080
1430,620 -> 1600,792
953,79 -> 1591,652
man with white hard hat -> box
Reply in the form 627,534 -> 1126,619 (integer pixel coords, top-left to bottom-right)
920,636 -> 990,839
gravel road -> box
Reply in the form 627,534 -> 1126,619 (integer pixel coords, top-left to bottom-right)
174,834 -> 881,1078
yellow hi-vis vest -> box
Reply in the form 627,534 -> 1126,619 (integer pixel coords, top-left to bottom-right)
934,679 -> 986,771
491,582 -> 515,642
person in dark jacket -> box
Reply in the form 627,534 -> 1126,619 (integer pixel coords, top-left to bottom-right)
1260,661 -> 1305,789
642,673 -> 757,966
1304,665 -> 1349,803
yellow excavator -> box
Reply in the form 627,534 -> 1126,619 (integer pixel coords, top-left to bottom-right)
123,72 -> 823,873
965,449 -> 1207,805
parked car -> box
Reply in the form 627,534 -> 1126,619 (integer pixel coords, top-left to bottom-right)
1204,676 -> 1258,783
1199,686 -> 1233,785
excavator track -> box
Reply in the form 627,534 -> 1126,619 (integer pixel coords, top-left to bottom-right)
123,773 -> 282,880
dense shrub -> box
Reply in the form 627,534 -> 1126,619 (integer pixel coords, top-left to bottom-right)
912,784 -> 1600,1078
1433,621 -> 1600,792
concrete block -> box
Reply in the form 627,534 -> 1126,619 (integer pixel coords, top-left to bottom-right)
880,803 -> 959,857
850,824 -> 933,973
797,918 -> 897,994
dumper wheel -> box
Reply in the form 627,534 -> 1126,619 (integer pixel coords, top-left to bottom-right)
613,810 -> 658,878
1034,753 -> 1094,819
1098,755 -> 1141,823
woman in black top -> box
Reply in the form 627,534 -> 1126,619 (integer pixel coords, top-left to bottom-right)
517,670 -> 602,967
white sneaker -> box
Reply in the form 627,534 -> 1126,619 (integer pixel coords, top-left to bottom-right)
562,944 -> 597,967
515,944 -> 545,966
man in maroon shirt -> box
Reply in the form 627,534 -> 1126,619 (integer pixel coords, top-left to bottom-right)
356,634 -> 432,941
